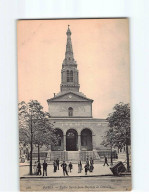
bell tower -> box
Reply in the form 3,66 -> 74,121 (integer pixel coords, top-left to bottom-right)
60,25 -> 80,92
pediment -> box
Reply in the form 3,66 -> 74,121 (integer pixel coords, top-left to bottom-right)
47,92 -> 93,102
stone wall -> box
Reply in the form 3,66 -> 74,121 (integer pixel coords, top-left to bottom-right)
48,102 -> 92,117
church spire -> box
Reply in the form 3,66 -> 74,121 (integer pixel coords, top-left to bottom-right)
60,26 -> 80,92
65,25 -> 74,61
63,25 -> 77,66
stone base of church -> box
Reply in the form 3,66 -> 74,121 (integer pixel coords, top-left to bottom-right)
47,150 -> 100,162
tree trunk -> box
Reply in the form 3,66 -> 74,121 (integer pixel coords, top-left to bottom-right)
111,145 -> 113,165
126,144 -> 130,172
38,144 -> 40,162
30,114 -> 33,175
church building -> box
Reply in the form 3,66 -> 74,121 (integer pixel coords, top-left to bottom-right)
47,26 -> 109,161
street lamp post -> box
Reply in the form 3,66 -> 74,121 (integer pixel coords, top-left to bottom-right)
110,144 -> 113,165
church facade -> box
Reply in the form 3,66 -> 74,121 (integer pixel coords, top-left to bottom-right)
47,26 -> 109,161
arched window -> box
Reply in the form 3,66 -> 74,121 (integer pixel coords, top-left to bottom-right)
68,107 -> 73,117
81,129 -> 92,151
70,70 -> 73,82
67,70 -> 70,82
67,70 -> 73,82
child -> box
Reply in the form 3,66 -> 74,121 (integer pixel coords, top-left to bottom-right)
68,162 -> 73,172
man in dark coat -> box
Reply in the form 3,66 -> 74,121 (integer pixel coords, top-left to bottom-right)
56,158 -> 59,170
61,161 -> 68,176
103,156 -> 109,166
37,161 -> 42,175
53,160 -> 57,172
84,164 -> 89,175
89,157 -> 94,172
86,158 -> 90,167
43,160 -> 48,176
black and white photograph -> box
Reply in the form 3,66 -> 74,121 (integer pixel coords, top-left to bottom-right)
18,18 -> 131,191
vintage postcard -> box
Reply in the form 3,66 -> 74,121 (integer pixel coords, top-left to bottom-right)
17,18 -> 131,191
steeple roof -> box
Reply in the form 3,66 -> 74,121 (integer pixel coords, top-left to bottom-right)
63,25 -> 77,66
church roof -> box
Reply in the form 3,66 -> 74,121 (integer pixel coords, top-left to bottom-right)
47,91 -> 93,102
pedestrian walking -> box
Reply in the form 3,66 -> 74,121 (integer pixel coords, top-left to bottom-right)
90,157 -> 94,165
103,156 -> 109,166
43,160 -> 48,176
53,160 -> 57,172
78,161 -> 82,173
61,161 -> 68,176
84,164 -> 89,175
33,161 -> 37,175
86,158 -> 90,167
56,158 -> 59,170
89,163 -> 94,172
89,157 -> 94,172
37,161 -> 42,175
68,162 -> 73,172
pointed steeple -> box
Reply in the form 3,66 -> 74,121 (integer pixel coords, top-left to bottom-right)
60,26 -> 80,92
63,25 -> 77,66
65,25 -> 74,61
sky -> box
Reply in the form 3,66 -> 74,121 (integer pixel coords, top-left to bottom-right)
17,19 -> 130,118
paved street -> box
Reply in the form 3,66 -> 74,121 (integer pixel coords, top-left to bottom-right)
20,153 -> 130,178
20,153 -> 131,191
20,175 -> 131,191
20,162 -> 112,177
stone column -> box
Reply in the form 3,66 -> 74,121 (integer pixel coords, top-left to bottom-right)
92,135 -> 96,151
78,134 -> 81,151
63,135 -> 66,151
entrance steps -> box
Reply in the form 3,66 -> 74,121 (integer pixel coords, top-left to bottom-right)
67,151 -> 80,161
47,150 -> 101,162
48,151 -> 68,161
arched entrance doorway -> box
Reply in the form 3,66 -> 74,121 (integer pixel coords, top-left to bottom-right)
81,129 -> 92,151
66,129 -> 78,151
51,128 -> 64,151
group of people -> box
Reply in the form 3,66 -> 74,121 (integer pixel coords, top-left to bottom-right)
53,159 -> 73,175
53,158 -> 60,172
33,160 -> 47,176
84,157 -> 94,175
33,158 -> 73,176
33,156 -> 111,177
58,158 -> 94,176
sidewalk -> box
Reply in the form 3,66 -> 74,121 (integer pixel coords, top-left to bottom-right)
20,163 -> 113,178
20,152 -> 131,178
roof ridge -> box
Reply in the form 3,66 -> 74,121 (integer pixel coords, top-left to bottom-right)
47,91 -> 93,102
